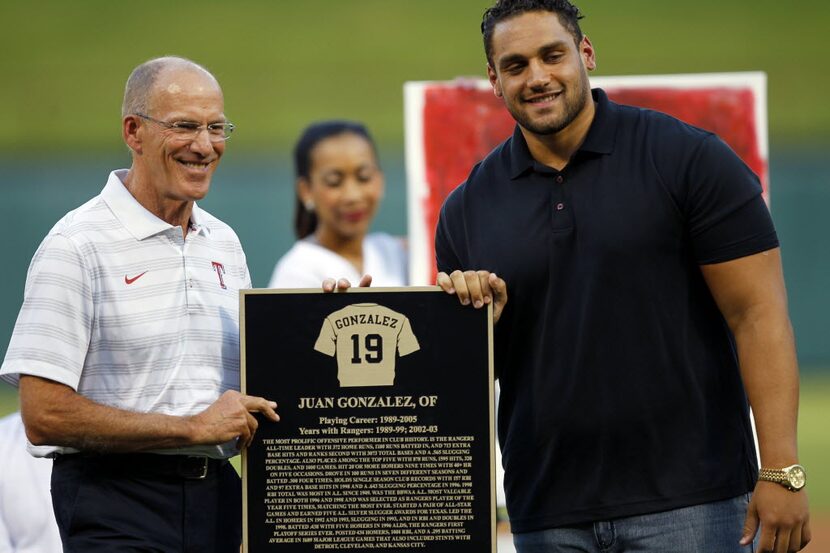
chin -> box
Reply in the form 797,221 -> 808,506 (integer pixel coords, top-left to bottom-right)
336,227 -> 367,241
182,185 -> 211,201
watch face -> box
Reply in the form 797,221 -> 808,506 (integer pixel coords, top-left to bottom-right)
787,466 -> 806,489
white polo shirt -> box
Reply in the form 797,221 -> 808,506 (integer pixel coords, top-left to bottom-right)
0,170 -> 251,458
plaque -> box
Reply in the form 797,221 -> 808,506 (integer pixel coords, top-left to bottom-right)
241,287 -> 495,552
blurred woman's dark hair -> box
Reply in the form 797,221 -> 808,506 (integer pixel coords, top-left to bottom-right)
292,120 -> 378,239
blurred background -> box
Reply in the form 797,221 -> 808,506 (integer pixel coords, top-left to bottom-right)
1,0 -> 828,538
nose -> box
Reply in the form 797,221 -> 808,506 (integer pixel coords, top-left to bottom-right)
189,128 -> 215,155
527,59 -> 550,89
342,179 -> 363,203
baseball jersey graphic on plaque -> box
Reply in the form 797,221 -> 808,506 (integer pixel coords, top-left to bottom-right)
314,303 -> 420,387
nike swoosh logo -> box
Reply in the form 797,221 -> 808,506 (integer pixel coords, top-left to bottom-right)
124,271 -> 148,285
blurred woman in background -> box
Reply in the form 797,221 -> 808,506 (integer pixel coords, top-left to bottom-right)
268,121 -> 407,288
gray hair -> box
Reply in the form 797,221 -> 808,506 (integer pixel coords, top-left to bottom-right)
121,56 -> 215,117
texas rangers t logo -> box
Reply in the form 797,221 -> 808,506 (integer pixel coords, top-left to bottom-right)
211,261 -> 227,289
314,303 -> 420,387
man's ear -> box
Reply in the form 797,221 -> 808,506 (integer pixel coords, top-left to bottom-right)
487,65 -> 503,98
580,35 -> 596,71
123,115 -> 143,154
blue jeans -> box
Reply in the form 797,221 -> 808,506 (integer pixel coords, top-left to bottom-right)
513,494 -> 756,553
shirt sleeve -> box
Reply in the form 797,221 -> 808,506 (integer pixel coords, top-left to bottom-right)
0,233 -> 93,389
313,318 -> 337,357
684,135 -> 778,264
396,317 -> 420,357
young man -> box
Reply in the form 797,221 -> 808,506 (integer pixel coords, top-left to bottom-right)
0,57 -> 279,552
434,1 -> 811,551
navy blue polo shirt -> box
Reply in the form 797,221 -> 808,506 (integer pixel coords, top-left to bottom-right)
436,88 -> 778,531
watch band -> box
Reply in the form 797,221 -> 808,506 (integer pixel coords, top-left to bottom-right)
758,468 -> 788,483
758,464 -> 806,491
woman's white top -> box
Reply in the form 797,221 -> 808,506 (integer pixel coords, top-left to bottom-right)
268,232 -> 407,288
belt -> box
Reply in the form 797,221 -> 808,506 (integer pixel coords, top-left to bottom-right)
54,452 -> 228,480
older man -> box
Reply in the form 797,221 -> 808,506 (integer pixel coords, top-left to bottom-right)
0,57 -> 278,552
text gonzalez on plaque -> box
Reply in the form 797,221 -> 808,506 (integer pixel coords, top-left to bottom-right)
297,395 -> 439,409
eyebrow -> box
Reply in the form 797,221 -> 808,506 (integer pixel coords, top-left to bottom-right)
166,113 -> 228,124
497,40 -> 570,69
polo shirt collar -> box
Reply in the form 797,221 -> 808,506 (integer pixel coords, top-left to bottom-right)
580,88 -> 617,155
508,125 -> 536,179
188,204 -> 213,238
101,170 -> 212,240
508,87 -> 618,179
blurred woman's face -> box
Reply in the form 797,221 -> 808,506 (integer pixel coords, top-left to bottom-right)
300,133 -> 384,243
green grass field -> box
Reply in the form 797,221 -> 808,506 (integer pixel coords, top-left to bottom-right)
2,372 -> 829,512
1,0 -> 828,153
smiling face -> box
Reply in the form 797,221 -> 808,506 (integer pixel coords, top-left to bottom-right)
487,10 -> 595,137
299,132 -> 384,244
127,66 -> 226,206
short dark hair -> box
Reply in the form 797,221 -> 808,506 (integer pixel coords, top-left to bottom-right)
292,120 -> 378,239
482,0 -> 585,66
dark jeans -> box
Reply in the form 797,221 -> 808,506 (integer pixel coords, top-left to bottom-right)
513,494 -> 755,553
51,453 -> 242,553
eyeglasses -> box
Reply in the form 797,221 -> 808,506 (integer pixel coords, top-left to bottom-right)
133,112 -> 235,142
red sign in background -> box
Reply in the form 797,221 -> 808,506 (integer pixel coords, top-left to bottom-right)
418,84 -> 766,283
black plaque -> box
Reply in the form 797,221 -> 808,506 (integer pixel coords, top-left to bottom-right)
241,287 -> 495,552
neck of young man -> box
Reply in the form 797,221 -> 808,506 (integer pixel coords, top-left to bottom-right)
521,99 -> 596,172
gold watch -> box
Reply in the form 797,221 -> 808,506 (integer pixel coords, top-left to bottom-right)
758,464 -> 807,491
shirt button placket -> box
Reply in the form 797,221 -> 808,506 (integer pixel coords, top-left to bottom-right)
551,173 -> 571,231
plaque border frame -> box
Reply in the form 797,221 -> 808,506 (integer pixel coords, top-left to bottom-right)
240,286 -> 496,552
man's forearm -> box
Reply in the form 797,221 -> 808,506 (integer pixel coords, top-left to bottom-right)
20,375 -> 197,453
732,307 -> 800,467
700,248 -> 801,467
